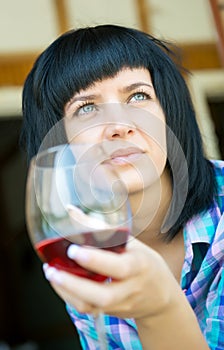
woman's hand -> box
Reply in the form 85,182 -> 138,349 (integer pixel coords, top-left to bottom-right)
43,238 -> 182,319
43,238 -> 209,349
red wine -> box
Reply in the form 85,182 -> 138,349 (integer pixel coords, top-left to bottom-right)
35,228 -> 129,282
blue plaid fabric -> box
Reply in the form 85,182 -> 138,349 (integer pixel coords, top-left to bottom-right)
66,160 -> 224,350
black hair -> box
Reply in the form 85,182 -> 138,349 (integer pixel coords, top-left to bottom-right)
20,24 -> 216,240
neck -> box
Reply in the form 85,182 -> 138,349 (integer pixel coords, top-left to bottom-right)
129,168 -> 173,243
129,169 -> 185,282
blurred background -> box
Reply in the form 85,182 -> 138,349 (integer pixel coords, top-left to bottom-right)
0,0 -> 223,349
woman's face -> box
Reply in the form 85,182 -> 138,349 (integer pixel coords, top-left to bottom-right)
64,68 -> 167,193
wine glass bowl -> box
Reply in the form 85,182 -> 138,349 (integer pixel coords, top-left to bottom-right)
26,143 -> 131,282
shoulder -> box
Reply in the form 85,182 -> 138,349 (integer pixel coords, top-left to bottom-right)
210,159 -> 224,190
184,160 -> 224,243
210,160 -> 224,212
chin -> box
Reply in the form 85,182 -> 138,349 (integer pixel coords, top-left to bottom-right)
119,170 -> 161,195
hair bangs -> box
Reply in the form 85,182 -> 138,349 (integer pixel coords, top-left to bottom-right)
41,26 -> 155,113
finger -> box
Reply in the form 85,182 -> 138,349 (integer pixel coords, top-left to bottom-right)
44,265 -> 97,313
44,264 -> 141,309
66,238 -> 155,280
52,282 -> 96,314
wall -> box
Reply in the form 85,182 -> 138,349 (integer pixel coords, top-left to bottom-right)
0,0 -> 217,54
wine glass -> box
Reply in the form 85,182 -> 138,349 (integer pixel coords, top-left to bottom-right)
25,143 -> 132,350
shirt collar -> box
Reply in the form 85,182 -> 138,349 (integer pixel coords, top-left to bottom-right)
184,201 -> 221,246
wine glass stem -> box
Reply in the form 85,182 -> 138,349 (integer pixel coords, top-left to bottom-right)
94,312 -> 108,350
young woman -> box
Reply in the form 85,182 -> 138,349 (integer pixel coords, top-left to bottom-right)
20,25 -> 224,349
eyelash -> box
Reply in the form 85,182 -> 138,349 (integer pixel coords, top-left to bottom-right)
129,90 -> 152,103
73,90 -> 152,117
74,100 -> 95,116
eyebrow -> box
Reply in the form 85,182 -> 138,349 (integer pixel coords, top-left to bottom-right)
119,82 -> 153,93
67,82 -> 154,108
66,94 -> 99,109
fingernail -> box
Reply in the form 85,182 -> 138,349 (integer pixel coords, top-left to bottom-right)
67,244 -> 89,262
43,263 -> 49,273
44,266 -> 62,284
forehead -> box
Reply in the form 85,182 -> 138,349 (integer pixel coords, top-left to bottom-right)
65,67 -> 154,112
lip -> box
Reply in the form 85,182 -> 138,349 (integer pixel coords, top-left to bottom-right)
108,147 -> 144,165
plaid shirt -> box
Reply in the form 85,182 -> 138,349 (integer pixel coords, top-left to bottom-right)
66,160 -> 224,350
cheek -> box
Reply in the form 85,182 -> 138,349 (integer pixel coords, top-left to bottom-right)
64,118 -> 102,143
135,107 -> 167,167
141,125 -> 167,177
148,139 -> 167,175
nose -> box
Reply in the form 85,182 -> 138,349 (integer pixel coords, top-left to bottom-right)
104,123 -> 135,140
102,104 -> 136,140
